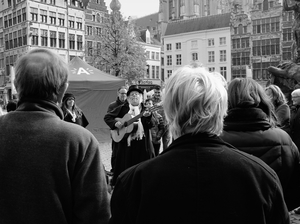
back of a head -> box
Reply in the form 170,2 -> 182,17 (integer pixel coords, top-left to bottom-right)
291,88 -> 300,98
162,63 -> 228,139
14,48 -> 69,102
227,78 -> 274,119
265,84 -> 287,106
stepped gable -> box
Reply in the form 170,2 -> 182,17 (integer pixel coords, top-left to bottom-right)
165,13 -> 231,36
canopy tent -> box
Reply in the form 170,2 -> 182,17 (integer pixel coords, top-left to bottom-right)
68,57 -> 125,142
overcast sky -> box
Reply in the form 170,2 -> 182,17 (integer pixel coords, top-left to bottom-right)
107,0 -> 160,18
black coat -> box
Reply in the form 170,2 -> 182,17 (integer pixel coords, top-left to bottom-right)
104,102 -> 155,186
221,107 -> 300,210
109,133 -> 289,224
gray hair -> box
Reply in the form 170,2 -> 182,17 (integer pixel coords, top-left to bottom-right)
14,48 -> 69,101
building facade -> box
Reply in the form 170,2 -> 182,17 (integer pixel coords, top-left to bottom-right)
163,13 -> 232,81
0,0 -> 86,102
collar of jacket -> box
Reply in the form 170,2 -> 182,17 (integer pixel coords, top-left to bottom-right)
224,107 -> 271,131
161,132 -> 234,155
17,98 -> 64,120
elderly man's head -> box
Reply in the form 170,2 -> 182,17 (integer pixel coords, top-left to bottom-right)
14,48 -> 69,103
162,64 -> 228,139
291,88 -> 300,106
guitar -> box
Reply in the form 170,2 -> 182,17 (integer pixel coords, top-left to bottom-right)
111,105 -> 162,142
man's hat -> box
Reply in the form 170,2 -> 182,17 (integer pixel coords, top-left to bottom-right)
127,85 -> 143,96
63,93 -> 75,102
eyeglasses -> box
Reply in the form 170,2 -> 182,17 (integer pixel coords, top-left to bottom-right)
129,92 -> 140,97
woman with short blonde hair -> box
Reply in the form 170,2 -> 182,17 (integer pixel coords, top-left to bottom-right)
163,64 -> 228,139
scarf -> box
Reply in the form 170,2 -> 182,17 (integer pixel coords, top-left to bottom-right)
66,109 -> 77,122
127,104 -> 144,146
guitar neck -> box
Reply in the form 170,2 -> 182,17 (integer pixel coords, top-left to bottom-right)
125,113 -> 143,127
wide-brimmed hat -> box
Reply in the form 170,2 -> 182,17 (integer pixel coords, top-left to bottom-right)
63,93 -> 75,102
127,85 -> 143,96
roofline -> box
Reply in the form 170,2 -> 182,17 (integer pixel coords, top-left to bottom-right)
163,27 -> 230,39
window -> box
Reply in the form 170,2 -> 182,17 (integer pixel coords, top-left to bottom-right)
283,11 -> 293,22
41,29 -> 48,47
31,7 -> 38,21
4,16 -> 8,28
18,30 -> 22,47
77,35 -> 83,50
220,67 -> 227,79
241,37 -> 250,48
87,26 -> 93,35
69,34 -> 75,50
192,52 -> 198,61
5,34 -> 9,50
283,47 -> 292,61
23,27 -> 27,45
40,9 -> 47,23
146,51 -> 150,59
59,32 -> 65,48
31,28 -> 38,46
156,52 -> 159,60
208,67 -> 215,72
156,66 -> 159,79
208,51 -> 215,63
22,8 -> 27,21
41,0 -> 47,3
96,27 -> 102,36
167,70 -> 172,78
17,10 -> 22,23
49,11 -> 56,25
8,14 -> 12,26
49,0 -> 55,5
69,16 -> 75,28
152,65 -> 155,78
166,43 -> 172,51
220,50 -> 226,62
87,41 -> 93,56
283,28 -> 292,41
176,42 -> 181,50
13,12 -> 16,25
180,0 -> 185,16
58,13 -> 65,26
191,40 -> 197,48
151,52 -> 155,60
208,38 -> 214,46
146,65 -> 150,78
96,42 -> 101,55
219,37 -> 226,45
13,31 -> 17,48
167,55 -> 172,65
243,26 -> 247,34
50,31 -> 56,47
77,18 -> 82,30
176,54 -> 182,65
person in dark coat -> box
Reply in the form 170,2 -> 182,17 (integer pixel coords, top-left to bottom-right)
0,48 -> 110,224
106,86 -> 127,174
221,78 -> 300,211
6,100 -> 17,112
104,85 -> 155,187
61,93 -> 89,128
109,64 -> 289,224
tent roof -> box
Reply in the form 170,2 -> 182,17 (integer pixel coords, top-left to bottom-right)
69,56 -> 123,82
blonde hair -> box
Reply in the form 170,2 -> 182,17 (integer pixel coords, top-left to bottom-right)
162,64 -> 228,139
265,85 -> 287,107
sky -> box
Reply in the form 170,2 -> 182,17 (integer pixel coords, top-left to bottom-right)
107,0 -> 160,18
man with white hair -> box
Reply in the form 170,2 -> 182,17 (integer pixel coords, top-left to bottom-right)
290,88 -> 300,150
109,64 -> 289,224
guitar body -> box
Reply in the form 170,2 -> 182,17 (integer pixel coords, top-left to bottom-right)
111,114 -> 138,142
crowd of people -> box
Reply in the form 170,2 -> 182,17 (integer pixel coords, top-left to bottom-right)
1,48 -> 300,223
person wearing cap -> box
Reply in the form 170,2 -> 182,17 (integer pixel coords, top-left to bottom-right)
104,85 -> 155,187
61,92 -> 89,128
0,48 -> 110,223
290,88 -> 300,150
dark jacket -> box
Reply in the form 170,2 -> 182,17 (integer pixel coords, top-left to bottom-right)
107,98 -> 126,113
109,133 -> 289,224
104,101 -> 155,186
221,107 -> 300,210
0,98 -> 110,224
